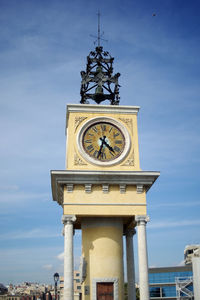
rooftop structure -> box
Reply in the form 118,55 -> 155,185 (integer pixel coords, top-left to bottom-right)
184,245 -> 200,265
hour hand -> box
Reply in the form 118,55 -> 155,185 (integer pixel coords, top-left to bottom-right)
97,143 -> 103,158
97,136 -> 106,158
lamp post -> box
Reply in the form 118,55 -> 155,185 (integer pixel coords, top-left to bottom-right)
53,272 -> 59,300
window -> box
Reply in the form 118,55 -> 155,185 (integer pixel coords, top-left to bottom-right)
150,287 -> 161,297
162,286 -> 176,297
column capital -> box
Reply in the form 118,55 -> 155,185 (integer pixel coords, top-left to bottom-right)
62,215 -> 76,225
125,228 -> 136,237
135,215 -> 150,225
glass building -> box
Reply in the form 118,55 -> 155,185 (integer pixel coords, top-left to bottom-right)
149,265 -> 193,299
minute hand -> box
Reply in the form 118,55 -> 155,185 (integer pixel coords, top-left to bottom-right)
100,138 -> 115,153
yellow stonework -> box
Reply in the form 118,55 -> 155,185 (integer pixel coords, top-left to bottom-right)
81,218 -> 124,300
65,105 -> 141,171
63,185 -> 147,217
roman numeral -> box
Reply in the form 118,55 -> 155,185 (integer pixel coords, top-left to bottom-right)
109,151 -> 114,156
93,150 -> 98,158
113,132 -> 120,138
100,152 -> 106,160
114,146 -> 120,152
92,126 -> 98,133
84,139 -> 92,143
87,144 -> 94,152
101,124 -> 106,131
115,140 -> 122,144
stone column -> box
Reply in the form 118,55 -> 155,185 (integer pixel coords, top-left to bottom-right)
135,215 -> 150,300
126,228 -> 136,300
62,215 -> 76,300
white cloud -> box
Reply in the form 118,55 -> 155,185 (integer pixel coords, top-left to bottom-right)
0,228 -> 60,240
0,185 -> 19,191
150,201 -> 200,209
0,191 -> 51,203
42,264 -> 53,270
178,260 -> 185,266
57,252 -> 64,261
149,219 -> 200,230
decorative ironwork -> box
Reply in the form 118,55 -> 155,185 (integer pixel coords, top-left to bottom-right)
80,46 -> 120,105
80,12 -> 120,105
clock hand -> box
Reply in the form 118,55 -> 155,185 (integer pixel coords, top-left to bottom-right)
100,137 -> 115,153
97,136 -> 106,158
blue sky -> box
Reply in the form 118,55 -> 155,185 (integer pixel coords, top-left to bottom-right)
0,0 -> 200,285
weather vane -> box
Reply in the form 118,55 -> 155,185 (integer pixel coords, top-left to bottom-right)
80,12 -> 121,105
90,11 -> 108,47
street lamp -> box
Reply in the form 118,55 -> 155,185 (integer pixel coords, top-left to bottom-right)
53,272 -> 59,300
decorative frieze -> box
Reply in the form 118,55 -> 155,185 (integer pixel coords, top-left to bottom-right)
85,184 -> 92,193
74,152 -> 87,166
120,184 -> 126,194
102,184 -> 109,193
137,184 -> 144,194
66,184 -> 74,193
51,170 -> 160,205
119,117 -> 133,133
74,116 -> 87,132
122,150 -> 134,166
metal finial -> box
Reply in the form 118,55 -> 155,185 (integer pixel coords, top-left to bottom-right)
97,10 -> 100,47
90,11 -> 108,46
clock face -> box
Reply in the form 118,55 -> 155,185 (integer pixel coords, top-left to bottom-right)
82,122 -> 125,162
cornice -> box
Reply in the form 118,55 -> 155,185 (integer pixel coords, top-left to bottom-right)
51,170 -> 160,205
66,104 -> 140,129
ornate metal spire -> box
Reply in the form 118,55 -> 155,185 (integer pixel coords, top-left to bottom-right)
80,13 -> 121,105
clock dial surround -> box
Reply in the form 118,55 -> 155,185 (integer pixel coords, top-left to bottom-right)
77,117 -> 131,166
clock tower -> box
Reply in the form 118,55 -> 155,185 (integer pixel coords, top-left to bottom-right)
51,44 -> 159,300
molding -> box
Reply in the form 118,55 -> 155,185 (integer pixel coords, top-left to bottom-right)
62,215 -> 76,224
74,116 -> 88,132
51,170 -> 160,205
120,184 -> 126,194
122,150 -> 134,166
63,202 -> 146,206
119,117 -> 133,133
66,184 -> 74,193
76,116 -> 131,167
74,152 -> 87,166
66,104 -> 140,129
137,184 -> 144,193
135,215 -> 150,225
92,277 -> 119,300
102,184 -> 109,193
85,184 -> 92,193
